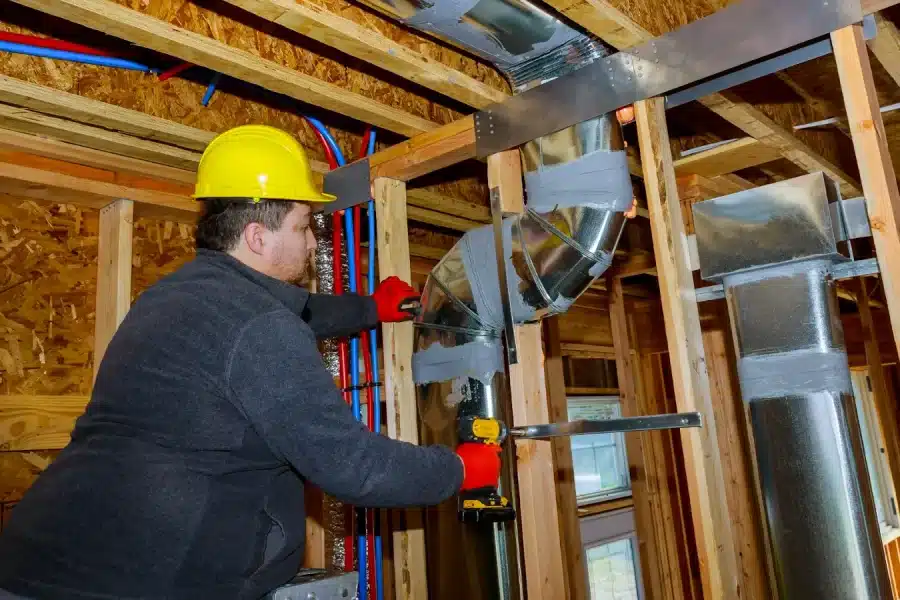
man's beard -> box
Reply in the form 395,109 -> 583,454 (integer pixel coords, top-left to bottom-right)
286,251 -> 316,286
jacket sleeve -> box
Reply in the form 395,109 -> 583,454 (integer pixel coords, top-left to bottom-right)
301,293 -> 379,339
225,309 -> 462,508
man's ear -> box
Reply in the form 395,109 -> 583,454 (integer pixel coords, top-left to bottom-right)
243,222 -> 266,256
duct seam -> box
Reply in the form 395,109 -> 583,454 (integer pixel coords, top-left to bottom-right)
525,207 -> 608,264
515,217 -> 557,313
429,272 -> 495,332
414,321 -> 497,337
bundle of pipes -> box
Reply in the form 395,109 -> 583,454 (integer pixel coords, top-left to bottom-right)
307,118 -> 384,600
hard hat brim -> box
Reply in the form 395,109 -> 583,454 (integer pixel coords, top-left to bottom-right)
192,192 -> 337,203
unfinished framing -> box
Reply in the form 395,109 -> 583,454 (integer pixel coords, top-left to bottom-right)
4,0 -> 900,598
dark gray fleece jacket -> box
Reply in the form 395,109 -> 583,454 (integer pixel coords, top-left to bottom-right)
0,249 -> 462,600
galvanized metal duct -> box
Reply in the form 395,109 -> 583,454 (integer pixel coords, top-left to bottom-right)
377,3 -> 633,597
693,173 -> 892,600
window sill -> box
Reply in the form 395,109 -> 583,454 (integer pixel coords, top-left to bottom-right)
882,525 -> 900,546
578,496 -> 634,518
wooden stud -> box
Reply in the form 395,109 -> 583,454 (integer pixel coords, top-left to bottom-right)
635,97 -> 739,600
303,487 -> 326,569
609,276 -> 665,600
833,23 -> 900,366
544,317 -> 588,600
854,277 -> 900,504
373,177 -> 428,600
369,116 -> 476,182
488,151 -> 568,600
673,137 -> 781,179
0,395 -> 90,451
94,199 -> 134,379
220,0 -> 507,109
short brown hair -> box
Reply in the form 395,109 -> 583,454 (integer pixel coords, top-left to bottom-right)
195,199 -> 295,252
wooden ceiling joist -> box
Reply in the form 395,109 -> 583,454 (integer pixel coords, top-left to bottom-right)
8,0 -> 437,137
540,0 -> 864,197
0,103 -> 201,171
869,14 -> 900,89
220,0 -> 508,109
674,137 -> 781,178
0,74 -> 212,152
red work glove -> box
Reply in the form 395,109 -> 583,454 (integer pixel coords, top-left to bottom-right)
456,443 -> 502,491
372,276 -> 419,322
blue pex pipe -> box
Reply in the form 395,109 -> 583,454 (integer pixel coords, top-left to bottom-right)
201,72 -> 222,107
366,130 -> 384,600
0,40 -> 153,71
306,116 -> 346,166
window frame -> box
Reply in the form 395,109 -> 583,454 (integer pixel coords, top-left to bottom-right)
850,368 -> 900,540
580,508 -> 645,600
567,395 -> 632,506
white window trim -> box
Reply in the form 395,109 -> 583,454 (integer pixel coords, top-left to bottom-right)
568,395 -> 633,506
851,368 -> 900,541
580,508 -> 645,600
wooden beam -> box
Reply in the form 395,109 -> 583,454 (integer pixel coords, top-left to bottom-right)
635,97 -> 739,600
94,199 -> 134,378
833,23 -> 900,374
489,150 -> 569,600
406,205 -> 482,231
543,317 -> 588,600
220,0 -> 507,109
0,102 -> 200,171
406,188 -> 490,223
540,0 -> 863,197
608,276 -> 666,600
869,14 -> 900,91
854,277 -> 900,517
10,0 -> 436,137
373,176 -> 428,600
0,75 -> 211,152
0,159 -> 197,223
369,115 -> 476,182
674,137 -> 781,178
0,129 -> 196,185
0,395 -> 90,451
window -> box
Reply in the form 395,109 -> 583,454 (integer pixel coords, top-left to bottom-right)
850,369 -> 899,539
581,509 -> 643,600
568,396 -> 631,504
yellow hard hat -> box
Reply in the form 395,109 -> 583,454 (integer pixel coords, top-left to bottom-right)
193,125 -> 335,203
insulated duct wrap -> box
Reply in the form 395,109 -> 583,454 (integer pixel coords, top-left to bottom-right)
311,212 -> 346,573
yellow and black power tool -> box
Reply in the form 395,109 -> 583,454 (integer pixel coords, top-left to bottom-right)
457,416 -> 516,524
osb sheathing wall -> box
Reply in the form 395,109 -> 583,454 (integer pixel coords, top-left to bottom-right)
0,200 -> 193,510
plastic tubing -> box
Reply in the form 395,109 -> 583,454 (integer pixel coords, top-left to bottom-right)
201,73 -> 221,107
0,32 -> 113,56
366,129 -> 384,600
305,116 -> 346,166
158,61 -> 192,81
0,40 -> 152,71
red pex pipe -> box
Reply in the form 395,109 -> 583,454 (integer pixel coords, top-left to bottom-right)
0,32 -> 114,56
157,61 -> 193,81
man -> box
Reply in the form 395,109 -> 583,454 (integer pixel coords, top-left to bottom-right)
0,125 -> 499,599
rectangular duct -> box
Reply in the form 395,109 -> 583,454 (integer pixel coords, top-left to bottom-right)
693,173 -> 892,599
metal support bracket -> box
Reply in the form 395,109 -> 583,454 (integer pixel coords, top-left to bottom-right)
473,0 -> 862,157
322,157 -> 370,215
490,187 -> 518,365
510,411 -> 703,439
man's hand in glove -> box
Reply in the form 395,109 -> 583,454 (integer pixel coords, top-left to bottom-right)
455,443 -> 502,491
372,276 -> 420,322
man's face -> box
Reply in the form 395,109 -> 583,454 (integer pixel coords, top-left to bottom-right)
265,202 -> 317,284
